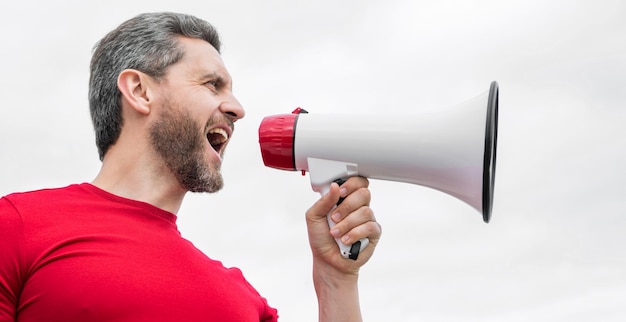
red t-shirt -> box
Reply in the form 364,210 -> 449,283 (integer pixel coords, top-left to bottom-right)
0,183 -> 278,321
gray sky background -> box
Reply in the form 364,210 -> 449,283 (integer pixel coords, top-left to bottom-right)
1,0 -> 625,321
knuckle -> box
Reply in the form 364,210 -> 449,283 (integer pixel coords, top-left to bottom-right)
361,177 -> 370,188
346,176 -> 369,189
363,206 -> 374,220
365,221 -> 381,237
359,187 -> 371,202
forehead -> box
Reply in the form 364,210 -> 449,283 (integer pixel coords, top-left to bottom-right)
168,37 -> 230,81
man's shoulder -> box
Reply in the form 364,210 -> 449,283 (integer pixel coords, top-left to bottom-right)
2,183 -> 90,212
4,183 -> 84,200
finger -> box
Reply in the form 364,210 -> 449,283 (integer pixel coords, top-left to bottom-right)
330,205 -> 376,240
330,187 -> 371,224
306,182 -> 341,222
341,220 -> 382,246
337,177 -> 369,199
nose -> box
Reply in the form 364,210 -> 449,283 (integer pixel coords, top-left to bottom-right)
219,93 -> 245,122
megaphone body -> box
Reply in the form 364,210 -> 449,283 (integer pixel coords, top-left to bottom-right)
258,81 -> 499,260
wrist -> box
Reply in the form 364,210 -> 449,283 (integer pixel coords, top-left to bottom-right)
312,260 -> 362,322
313,259 -> 359,288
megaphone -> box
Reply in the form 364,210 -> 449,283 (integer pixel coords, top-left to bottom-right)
258,81 -> 499,260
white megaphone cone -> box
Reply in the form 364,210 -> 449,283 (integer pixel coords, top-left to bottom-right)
259,81 -> 499,260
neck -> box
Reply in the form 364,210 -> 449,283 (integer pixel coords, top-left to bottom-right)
92,145 -> 186,215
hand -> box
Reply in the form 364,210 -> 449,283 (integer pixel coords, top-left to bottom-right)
306,176 -> 382,276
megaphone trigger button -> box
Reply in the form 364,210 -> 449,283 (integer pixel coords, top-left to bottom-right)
332,178 -> 347,206
333,178 -> 347,185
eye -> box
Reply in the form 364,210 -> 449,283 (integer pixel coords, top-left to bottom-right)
204,80 -> 219,91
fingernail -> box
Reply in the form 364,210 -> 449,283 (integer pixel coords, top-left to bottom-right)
341,235 -> 350,243
331,228 -> 341,237
339,187 -> 348,197
331,212 -> 341,222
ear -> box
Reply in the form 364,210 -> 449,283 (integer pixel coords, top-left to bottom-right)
117,69 -> 155,115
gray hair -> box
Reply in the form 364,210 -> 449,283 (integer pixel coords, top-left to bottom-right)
88,12 -> 221,160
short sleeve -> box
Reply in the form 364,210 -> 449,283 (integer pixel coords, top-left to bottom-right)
0,197 -> 25,321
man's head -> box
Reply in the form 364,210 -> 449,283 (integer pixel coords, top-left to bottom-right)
90,12 -> 244,192
89,12 -> 222,161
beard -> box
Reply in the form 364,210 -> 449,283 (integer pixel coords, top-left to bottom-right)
149,101 -> 225,193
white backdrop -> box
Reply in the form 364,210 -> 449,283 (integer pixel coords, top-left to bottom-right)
1,0 -> 625,321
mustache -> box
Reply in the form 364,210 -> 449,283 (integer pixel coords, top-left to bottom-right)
204,114 -> 235,133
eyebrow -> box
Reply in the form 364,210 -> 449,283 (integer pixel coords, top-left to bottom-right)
200,71 -> 229,85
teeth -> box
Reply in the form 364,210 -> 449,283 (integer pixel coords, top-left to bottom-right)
207,128 -> 229,146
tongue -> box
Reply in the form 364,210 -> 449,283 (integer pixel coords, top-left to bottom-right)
208,133 -> 224,149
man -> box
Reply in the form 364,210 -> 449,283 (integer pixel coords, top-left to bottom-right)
0,12 -> 381,321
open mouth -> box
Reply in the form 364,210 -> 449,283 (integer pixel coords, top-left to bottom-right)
207,128 -> 229,154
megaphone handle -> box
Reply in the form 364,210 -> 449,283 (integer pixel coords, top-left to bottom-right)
321,179 -> 370,261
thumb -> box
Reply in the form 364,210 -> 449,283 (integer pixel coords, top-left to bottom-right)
306,182 -> 341,223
